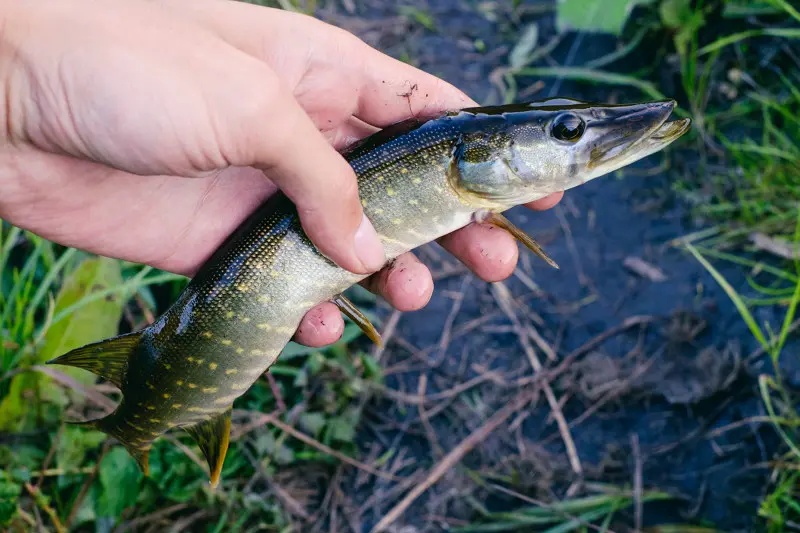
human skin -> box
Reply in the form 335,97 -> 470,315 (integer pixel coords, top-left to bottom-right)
0,0 -> 562,347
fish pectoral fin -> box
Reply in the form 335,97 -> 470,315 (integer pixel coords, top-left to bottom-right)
46,331 -> 143,388
332,294 -> 383,347
184,407 -> 232,489
479,211 -> 560,270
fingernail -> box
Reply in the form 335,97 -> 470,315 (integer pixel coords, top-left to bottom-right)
354,214 -> 386,273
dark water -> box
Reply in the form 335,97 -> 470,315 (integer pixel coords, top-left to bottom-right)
315,2 -> 795,531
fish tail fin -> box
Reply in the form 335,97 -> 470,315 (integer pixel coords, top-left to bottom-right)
46,331 -> 143,388
76,410 -> 153,476
184,407 -> 232,489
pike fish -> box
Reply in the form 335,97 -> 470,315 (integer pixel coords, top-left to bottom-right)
49,98 -> 690,486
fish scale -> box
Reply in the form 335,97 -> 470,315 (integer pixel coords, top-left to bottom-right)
48,98 -> 690,486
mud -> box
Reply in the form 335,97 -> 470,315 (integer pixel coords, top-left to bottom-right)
312,1 -> 796,532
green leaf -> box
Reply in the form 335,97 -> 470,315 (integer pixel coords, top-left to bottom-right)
55,426 -> 107,473
97,447 -> 141,520
0,471 -> 21,526
298,412 -> 326,437
40,257 -> 125,385
0,258 -> 124,431
556,0 -> 654,36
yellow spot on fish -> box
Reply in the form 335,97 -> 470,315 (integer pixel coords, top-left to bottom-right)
146,405 -> 156,411
187,383 -> 197,389
270,270 -> 280,278
162,393 -> 170,399
176,380 -> 184,386
251,349 -> 265,356
392,218 -> 402,225
225,311 -> 235,319
133,414 -> 141,419
236,283 -> 249,292
401,168 -> 409,174
215,395 -> 238,404
386,187 -> 396,196
409,199 -> 419,206
202,387 -> 218,393
361,199 -> 367,207
195,358 -> 204,365
374,208 -> 384,215
257,295 -> 271,304
376,175 -> 384,181
240,316 -> 251,324
225,368 -> 238,375
257,323 -> 272,330
221,339 -> 232,346
202,331 -> 213,338
412,177 -> 422,184
236,347 -> 244,354
171,404 -> 183,409
231,382 -> 249,390
147,383 -> 155,390
186,356 -> 194,363
209,362 -> 218,370
150,431 -> 160,436
149,418 -> 161,423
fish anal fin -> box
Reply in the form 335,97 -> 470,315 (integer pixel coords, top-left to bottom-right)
184,407 -> 232,489
332,294 -> 383,347
46,331 -> 143,388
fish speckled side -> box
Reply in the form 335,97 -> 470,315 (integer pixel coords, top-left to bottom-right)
48,98 -> 690,486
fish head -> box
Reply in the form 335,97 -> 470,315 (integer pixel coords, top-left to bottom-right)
448,98 -> 691,207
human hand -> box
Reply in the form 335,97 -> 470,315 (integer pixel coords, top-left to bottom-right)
0,0 -> 562,347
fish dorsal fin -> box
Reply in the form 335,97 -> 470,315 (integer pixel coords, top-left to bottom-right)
184,407 -> 232,488
46,331 -> 143,388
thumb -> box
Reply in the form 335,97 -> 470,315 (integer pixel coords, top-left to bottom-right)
225,75 -> 386,276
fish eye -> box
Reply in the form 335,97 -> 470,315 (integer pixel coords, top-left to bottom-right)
550,113 -> 586,143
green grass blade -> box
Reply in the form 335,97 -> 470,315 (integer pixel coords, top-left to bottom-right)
514,67 -> 673,104
684,243 -> 770,350
697,28 -> 800,56
768,0 -> 800,23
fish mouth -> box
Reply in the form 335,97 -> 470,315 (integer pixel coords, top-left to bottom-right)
586,100 -> 691,174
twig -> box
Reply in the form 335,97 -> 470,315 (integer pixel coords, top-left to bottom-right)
631,434 -> 643,533
232,410 -> 400,482
31,365 -> 117,412
433,276 -> 471,365
241,445 -> 309,520
114,504 -> 189,533
368,391 -> 536,533
36,424 -> 64,488
491,282 -> 583,476
24,482 -> 66,533
67,440 -> 111,529
417,375 -> 443,459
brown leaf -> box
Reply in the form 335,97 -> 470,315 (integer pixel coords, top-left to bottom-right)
623,256 -> 668,282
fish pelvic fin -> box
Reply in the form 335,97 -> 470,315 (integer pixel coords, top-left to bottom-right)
46,331 -> 143,388
184,407 -> 232,489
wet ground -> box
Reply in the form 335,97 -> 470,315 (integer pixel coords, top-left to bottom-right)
300,1 -> 796,532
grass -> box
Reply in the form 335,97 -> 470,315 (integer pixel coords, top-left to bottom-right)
0,223 -> 383,531
506,0 -> 800,530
